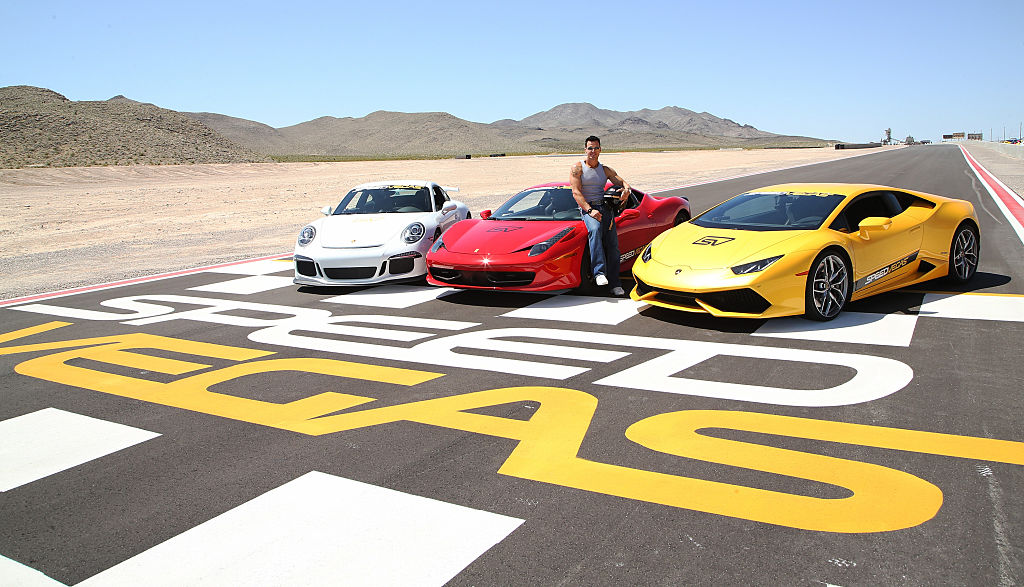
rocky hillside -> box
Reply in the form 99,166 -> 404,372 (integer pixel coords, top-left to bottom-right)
513,103 -> 773,139
0,85 -> 828,168
0,86 -> 270,168
196,105 -> 824,159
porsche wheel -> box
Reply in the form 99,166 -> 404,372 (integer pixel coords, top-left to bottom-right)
805,250 -> 850,321
948,222 -> 979,282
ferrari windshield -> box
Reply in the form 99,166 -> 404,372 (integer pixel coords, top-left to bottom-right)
333,185 -> 432,214
490,187 -> 581,221
693,191 -> 845,231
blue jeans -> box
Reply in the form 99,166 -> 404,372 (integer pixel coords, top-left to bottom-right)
582,202 -> 620,287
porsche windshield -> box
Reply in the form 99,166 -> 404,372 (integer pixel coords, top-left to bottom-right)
490,187 -> 581,221
333,186 -> 432,214
693,192 -> 845,231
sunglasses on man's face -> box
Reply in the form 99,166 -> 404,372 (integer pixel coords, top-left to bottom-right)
586,146 -> 601,151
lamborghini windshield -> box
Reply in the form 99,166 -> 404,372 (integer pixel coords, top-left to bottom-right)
333,185 -> 432,214
693,191 -> 845,231
490,187 -> 582,221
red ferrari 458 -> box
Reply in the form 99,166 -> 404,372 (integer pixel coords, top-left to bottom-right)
425,182 -> 690,291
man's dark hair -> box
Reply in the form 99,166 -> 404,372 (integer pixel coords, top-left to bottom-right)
584,135 -> 601,146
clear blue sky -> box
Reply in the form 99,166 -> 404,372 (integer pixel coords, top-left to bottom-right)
2,0 -> 1022,143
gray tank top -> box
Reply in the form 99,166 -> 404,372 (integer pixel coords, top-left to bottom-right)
580,162 -> 607,204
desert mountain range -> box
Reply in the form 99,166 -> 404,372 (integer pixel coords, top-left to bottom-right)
0,85 -> 827,168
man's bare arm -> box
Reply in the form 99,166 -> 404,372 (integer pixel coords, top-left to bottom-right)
603,165 -> 631,201
570,162 -> 588,208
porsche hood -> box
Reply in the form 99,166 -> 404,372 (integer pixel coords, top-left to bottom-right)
442,220 -> 578,255
651,224 -> 814,269
319,214 -> 423,248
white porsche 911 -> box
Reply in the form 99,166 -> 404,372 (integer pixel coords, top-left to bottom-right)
293,180 -> 471,286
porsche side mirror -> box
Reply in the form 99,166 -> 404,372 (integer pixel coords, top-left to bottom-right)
480,209 -> 492,219
321,205 -> 333,215
441,202 -> 457,213
618,209 -> 640,221
858,216 -> 892,239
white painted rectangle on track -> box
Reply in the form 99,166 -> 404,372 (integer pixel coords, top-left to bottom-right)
752,312 -> 920,346
503,295 -> 647,325
188,275 -> 295,294
918,292 -> 1024,322
0,555 -> 65,586
0,408 -> 160,492
321,284 -> 458,308
77,471 -> 524,586
200,258 -> 293,275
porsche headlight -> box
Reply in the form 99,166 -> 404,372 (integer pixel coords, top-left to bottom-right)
430,234 -> 446,252
402,222 -> 426,243
528,227 -> 574,257
641,244 -> 652,263
297,225 -> 316,246
731,255 -> 782,275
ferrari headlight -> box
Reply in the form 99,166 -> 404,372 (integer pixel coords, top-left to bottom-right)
528,227 -> 574,257
731,255 -> 782,275
297,225 -> 316,246
641,244 -> 652,263
430,234 -> 446,252
402,222 -> 426,243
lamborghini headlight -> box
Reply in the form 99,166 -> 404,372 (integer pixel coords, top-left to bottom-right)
297,225 -> 316,246
402,222 -> 426,243
731,255 -> 782,275
641,244 -> 652,263
528,227 -> 574,257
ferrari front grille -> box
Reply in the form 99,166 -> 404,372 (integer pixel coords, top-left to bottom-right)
430,269 -> 535,287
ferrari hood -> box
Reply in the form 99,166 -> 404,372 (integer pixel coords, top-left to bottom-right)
652,224 -> 810,269
319,213 -> 425,248
443,220 -> 577,254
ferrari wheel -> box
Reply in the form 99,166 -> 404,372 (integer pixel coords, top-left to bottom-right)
805,250 -> 850,321
673,211 -> 690,226
948,223 -> 979,282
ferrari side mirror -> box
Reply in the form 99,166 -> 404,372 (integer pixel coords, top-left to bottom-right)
619,209 -> 640,221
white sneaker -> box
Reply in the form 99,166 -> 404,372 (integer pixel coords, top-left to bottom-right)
595,274 -> 608,286
610,286 -> 626,297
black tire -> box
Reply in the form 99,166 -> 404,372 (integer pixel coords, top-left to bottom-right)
804,250 -> 851,321
947,222 -> 979,282
673,211 -> 690,226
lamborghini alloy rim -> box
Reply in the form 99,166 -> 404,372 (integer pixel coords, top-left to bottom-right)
952,227 -> 979,280
811,254 -> 848,318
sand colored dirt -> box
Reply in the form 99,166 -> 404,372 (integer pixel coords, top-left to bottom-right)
0,147 -> 890,300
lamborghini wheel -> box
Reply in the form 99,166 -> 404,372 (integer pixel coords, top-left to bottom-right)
948,222 -> 979,282
805,250 -> 850,321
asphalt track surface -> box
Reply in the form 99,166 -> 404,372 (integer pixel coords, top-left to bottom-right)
2,144 -> 1022,585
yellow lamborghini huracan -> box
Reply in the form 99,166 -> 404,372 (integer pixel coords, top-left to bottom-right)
631,183 -> 980,320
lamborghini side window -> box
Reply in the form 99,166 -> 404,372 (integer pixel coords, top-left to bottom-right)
832,193 -> 894,231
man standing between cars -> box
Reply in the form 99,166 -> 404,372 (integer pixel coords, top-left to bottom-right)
571,135 -> 631,296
